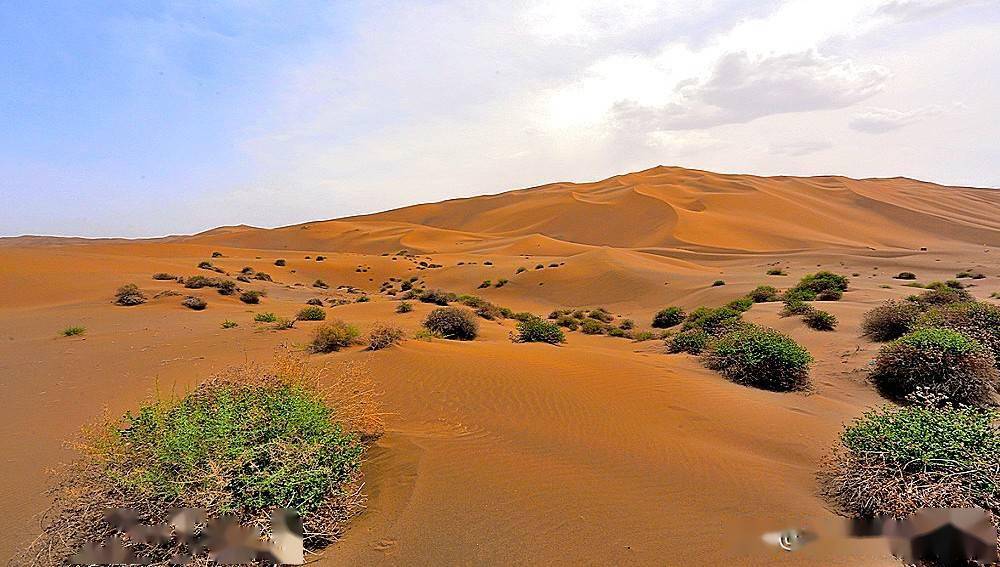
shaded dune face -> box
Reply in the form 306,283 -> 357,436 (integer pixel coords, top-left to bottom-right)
2,166 -> 1000,566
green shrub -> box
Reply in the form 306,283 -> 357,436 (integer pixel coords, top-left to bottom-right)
151,272 -> 176,280
794,271 -> 849,294
254,272 -> 272,281
221,320 -> 238,329
618,319 -> 634,330
114,283 -> 146,306
396,301 -> 414,314
311,320 -> 360,352
712,280 -> 726,287
682,306 -> 742,335
515,317 -> 566,344
818,406 -> 1000,521
894,272 -> 917,280
607,327 -> 629,338
366,322 -> 405,350
62,326 -> 85,337
915,302 -> 1000,366
702,325 -> 812,391
418,289 -> 457,305
181,296 -> 207,310
779,298 -> 813,317
588,308 -> 614,323
766,268 -> 787,276
816,289 -> 843,301
726,297 -> 753,312
667,329 -> 711,354
748,285 -> 779,303
632,331 -> 656,342
869,328 -> 999,407
254,312 -> 278,323
908,282 -> 973,308
297,306 -> 327,321
803,310 -> 837,331
355,295 -> 370,303
183,275 -> 213,289
861,300 -> 922,341
478,280 -> 492,289
652,307 -> 685,328
580,318 -> 607,335
239,290 -> 263,304
215,280 -> 237,295
555,315 -> 579,331
783,287 -> 817,302
423,307 -> 479,340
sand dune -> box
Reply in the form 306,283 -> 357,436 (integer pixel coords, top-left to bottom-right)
2,166 -> 999,565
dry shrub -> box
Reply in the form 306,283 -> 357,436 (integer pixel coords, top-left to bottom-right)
818,406 -> 1000,530
916,301 -> 1000,368
114,283 -> 146,306
366,322 -> 405,350
802,309 -> 837,331
181,296 -> 207,310
310,320 -> 360,352
861,299 -> 922,341
423,307 -> 478,340
13,351 -> 381,566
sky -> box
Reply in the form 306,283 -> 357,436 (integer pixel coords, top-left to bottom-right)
2,0 -> 999,238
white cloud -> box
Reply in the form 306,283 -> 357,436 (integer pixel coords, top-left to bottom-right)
849,105 -> 946,133
769,139 -> 833,157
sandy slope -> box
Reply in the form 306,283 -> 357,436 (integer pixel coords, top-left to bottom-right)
2,166 -> 999,565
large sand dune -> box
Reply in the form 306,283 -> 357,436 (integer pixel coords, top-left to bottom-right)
2,166 -> 999,565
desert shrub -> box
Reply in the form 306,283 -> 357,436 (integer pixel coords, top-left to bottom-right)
794,271 -> 849,295
702,325 -> 812,391
607,327 -> 629,338
114,283 -> 146,306
473,302 -> 504,320
181,296 -> 207,310
366,322 -> 405,350
748,285 -> 779,303
395,301 -> 414,314
515,267 -> 527,274
514,316 -> 566,344
618,319 -> 634,330
509,311 -> 535,322
211,251 -> 223,257
62,326 -> 85,337
423,307 -> 478,340
151,272 -> 176,280
588,308 -> 614,323
297,306 -> 327,321
307,298 -> 324,306
909,283 -> 974,308
818,405 -> 1000,523
580,318 -> 607,335
712,280 -> 726,287
272,318 -> 296,330
726,297 -> 753,312
311,320 -> 360,352
915,302 -> 1000,365
869,327 -> 999,407
803,310 -> 837,331
274,259 -> 286,266
683,306 -> 742,335
417,289 -> 457,306
183,275 -> 213,289
535,264 -> 544,270
478,280 -> 491,289
651,307 -> 685,329
632,331 -> 656,342
667,329 -> 710,354
215,280 -> 237,295
766,268 -> 787,276
355,295 -> 370,303
239,290 -> 263,304
861,299 -> 922,341
783,287 -> 817,302
894,272 -> 917,280
816,289 -> 843,301
254,312 -> 278,323
495,279 -> 509,288
313,279 -> 329,289
780,298 -> 814,317
197,261 -> 214,270
221,320 -> 238,329
555,315 -> 578,331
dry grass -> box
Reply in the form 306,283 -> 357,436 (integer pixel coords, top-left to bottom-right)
366,322 -> 405,351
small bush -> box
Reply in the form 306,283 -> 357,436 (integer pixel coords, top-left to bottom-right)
794,271 -> 849,294
816,289 -> 843,301
861,299 -> 922,341
588,308 -> 614,323
114,283 -> 146,306
478,280 -> 491,289
766,268 -> 787,276
618,319 -> 634,330
297,306 -> 327,321
316,255 -> 326,261
580,318 -> 607,335
183,275 -> 214,289
197,261 -> 214,270
909,283 -> 974,308
894,272 -> 917,280
239,290 -> 263,304
535,264 -> 544,270
803,310 -> 837,331
306,298 -> 324,306
151,272 -> 176,280
511,311 -> 536,322
515,317 -> 565,344
418,289 -> 457,305
62,326 -> 85,337
683,306 -> 742,335
783,287 -> 817,302
273,318 -> 296,330
221,320 -> 238,329
215,280 -> 238,295
915,302 -> 1000,365
274,259 -> 286,266
748,285 -> 779,303
314,279 -> 329,289
667,329 -> 710,354
607,327 -> 629,338
211,251 -> 223,258
726,297 -> 753,312
780,299 -> 814,318
516,267 -> 527,274
702,325 -> 812,391
651,307 -> 685,329
181,296 -> 207,310
555,315 -> 579,331
310,320 -> 360,352
495,279 -> 509,288
355,295 -> 370,303
254,271 -> 273,282
712,280 -> 726,287
396,301 -> 414,313
819,406 -> 1000,522
632,331 -> 656,342
869,327 -> 999,407
423,307 -> 478,340
366,322 -> 405,350
254,312 -> 278,323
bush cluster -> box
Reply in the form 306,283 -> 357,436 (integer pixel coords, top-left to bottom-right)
652,307 -> 685,328
514,316 -> 565,344
423,307 -> 479,340
702,324 -> 812,391
748,285 -> 779,303
682,306 -> 742,335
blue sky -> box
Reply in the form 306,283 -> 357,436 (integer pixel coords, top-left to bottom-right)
2,1 -> 999,237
